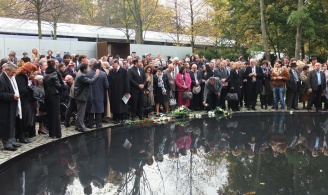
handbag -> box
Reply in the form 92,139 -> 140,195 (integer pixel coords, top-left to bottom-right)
226,92 -> 238,102
183,91 -> 193,99
169,98 -> 177,106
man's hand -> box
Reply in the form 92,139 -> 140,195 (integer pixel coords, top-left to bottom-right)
14,94 -> 20,100
139,84 -> 144,89
217,92 -> 221,96
95,69 -> 100,76
203,100 -> 206,105
125,93 -> 130,99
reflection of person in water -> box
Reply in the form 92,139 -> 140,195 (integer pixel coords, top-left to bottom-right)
269,112 -> 288,157
175,123 -> 192,156
154,124 -> 169,162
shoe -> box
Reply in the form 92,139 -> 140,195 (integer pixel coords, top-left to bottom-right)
247,107 -> 251,111
252,108 -> 257,111
77,128 -> 87,133
155,114 -> 160,117
64,123 -> 70,128
4,145 -> 17,151
114,120 -> 119,124
96,124 -> 103,129
38,130 -> 47,135
86,124 -> 94,128
11,143 -> 22,148
139,116 -> 144,120
18,138 -> 31,144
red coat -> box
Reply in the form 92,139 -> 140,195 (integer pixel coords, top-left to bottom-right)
175,73 -> 191,92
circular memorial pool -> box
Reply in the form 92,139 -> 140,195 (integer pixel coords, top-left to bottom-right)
0,112 -> 327,194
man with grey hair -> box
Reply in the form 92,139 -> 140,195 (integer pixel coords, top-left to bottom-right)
243,59 -> 263,110
203,77 -> 223,111
0,63 -> 22,151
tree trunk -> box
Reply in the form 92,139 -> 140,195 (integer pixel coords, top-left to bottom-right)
295,0 -> 304,60
133,0 -> 143,44
37,7 -> 42,39
189,0 -> 195,52
174,0 -> 180,46
260,0 -> 269,60
53,22 -> 57,40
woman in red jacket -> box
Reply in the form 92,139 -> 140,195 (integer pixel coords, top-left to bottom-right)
175,66 -> 191,106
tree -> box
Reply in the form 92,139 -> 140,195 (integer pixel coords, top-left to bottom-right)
260,0 -> 269,60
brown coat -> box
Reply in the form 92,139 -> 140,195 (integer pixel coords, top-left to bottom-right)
271,67 -> 290,86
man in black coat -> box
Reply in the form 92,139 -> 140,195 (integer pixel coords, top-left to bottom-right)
307,63 -> 326,112
216,61 -> 230,110
0,63 -> 21,151
109,60 -> 130,124
189,64 -> 202,111
243,59 -> 263,110
128,58 -> 146,120
229,62 -> 244,111
74,63 -> 99,132
286,62 -> 301,110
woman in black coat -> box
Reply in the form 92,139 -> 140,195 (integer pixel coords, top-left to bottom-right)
153,67 -> 170,116
43,59 -> 64,138
15,62 -> 38,142
260,60 -> 272,109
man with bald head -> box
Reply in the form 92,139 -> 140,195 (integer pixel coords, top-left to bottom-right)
307,63 -> 326,112
163,64 -> 176,101
243,59 -> 263,110
189,64 -> 202,110
64,75 -> 76,127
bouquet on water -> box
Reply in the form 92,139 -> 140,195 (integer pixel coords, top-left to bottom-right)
172,105 -> 191,117
208,107 -> 233,118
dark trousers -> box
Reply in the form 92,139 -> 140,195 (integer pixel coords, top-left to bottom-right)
129,91 -> 144,118
286,90 -> 299,109
307,85 -> 322,110
46,94 -> 62,138
219,87 -> 228,109
76,100 -> 87,130
231,88 -> 241,111
260,95 -> 269,109
190,92 -> 201,110
88,113 -> 102,127
247,83 -> 258,109
15,117 -> 26,140
64,97 -> 77,125
207,93 -> 219,111
113,113 -> 126,122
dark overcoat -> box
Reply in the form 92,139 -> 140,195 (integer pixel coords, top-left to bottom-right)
108,68 -> 130,114
86,69 -> 109,113
0,72 -> 17,140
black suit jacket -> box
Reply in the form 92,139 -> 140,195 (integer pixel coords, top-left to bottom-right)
286,69 -> 301,92
188,70 -> 202,88
244,66 -> 263,93
308,70 -> 326,91
229,69 -> 243,89
128,66 -> 146,94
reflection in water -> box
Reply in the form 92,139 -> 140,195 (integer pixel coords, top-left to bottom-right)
0,113 -> 328,194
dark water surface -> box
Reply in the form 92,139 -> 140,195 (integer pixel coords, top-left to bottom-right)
0,112 -> 328,195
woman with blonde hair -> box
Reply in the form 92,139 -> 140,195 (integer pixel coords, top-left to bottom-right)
17,60 -> 25,68
31,48 -> 40,63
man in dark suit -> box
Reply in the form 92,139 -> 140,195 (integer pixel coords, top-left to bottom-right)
286,62 -> 301,110
74,63 -> 100,132
128,58 -> 146,120
307,63 -> 326,112
0,63 -> 22,151
243,59 -> 263,110
229,61 -> 244,111
217,61 -> 230,110
189,64 -> 202,111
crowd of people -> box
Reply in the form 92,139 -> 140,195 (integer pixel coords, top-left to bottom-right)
0,48 -> 327,152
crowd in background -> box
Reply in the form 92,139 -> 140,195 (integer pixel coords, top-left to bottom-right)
0,48 -> 328,152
